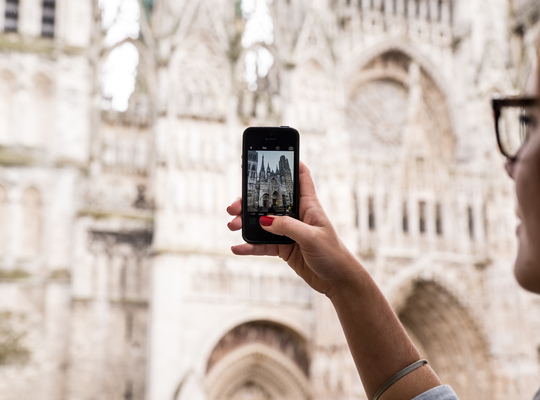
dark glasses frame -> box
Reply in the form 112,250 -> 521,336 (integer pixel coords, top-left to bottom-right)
492,96 -> 538,160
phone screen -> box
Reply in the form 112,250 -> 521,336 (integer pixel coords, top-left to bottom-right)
242,127 -> 299,244
246,149 -> 295,213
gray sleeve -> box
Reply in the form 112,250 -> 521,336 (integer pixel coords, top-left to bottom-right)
411,385 -> 459,400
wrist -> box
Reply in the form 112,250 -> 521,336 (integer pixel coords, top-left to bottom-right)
324,250 -> 369,303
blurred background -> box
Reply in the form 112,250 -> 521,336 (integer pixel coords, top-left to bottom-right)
0,0 -> 539,399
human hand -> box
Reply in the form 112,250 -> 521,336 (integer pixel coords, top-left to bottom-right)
227,162 -> 360,297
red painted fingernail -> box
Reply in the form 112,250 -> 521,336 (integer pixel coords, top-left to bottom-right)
260,216 -> 274,226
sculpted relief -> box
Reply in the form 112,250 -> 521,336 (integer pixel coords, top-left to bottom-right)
227,382 -> 272,400
347,78 -> 409,149
347,51 -> 454,164
206,321 -> 310,377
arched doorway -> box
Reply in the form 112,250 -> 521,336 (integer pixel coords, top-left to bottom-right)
261,194 -> 269,209
272,191 -> 279,207
205,321 -> 312,400
398,280 -> 494,399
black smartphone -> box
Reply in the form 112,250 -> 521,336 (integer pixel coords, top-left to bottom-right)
242,126 -> 300,244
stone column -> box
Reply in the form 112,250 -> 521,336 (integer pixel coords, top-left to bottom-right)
146,253 -> 187,400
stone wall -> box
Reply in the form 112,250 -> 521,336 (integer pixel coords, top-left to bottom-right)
0,1 -> 539,400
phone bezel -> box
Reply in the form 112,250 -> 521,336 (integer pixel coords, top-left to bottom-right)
241,126 -> 300,244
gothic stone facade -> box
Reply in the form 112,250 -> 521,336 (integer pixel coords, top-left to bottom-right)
0,1 -> 539,400
247,153 -> 294,212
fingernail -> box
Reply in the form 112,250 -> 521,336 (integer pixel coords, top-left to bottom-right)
260,216 -> 274,226
226,206 -> 230,213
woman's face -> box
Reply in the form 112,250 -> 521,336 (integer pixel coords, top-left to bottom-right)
505,61 -> 540,293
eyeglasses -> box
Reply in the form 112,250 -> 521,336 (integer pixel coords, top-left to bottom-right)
492,96 -> 538,160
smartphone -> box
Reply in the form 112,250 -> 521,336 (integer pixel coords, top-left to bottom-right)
242,126 -> 300,244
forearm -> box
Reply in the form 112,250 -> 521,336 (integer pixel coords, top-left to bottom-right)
327,256 -> 441,399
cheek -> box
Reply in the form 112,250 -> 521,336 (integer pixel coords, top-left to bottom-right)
512,135 -> 540,293
514,246 -> 540,293
515,135 -> 540,220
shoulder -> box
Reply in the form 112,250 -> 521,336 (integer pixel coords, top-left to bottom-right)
412,385 -> 459,400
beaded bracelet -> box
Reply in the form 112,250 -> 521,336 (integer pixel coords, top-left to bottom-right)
373,359 -> 428,400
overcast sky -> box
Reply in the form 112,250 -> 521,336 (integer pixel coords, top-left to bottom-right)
100,0 -> 274,110
255,150 -> 294,175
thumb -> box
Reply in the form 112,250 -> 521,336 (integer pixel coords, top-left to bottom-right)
260,215 -> 315,244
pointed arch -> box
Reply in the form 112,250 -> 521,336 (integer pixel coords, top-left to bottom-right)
192,309 -> 312,376
346,48 -> 455,162
170,0 -> 230,56
30,73 -> 54,147
345,40 -> 458,139
386,269 -> 495,400
205,344 -> 311,400
398,279 -> 494,399
291,11 -> 333,72
204,321 -> 312,400
100,36 -> 157,108
233,43 -> 282,123
102,42 -> 140,112
170,32 -> 230,121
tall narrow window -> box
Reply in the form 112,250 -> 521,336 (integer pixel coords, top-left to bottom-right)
353,191 -> 360,229
22,188 -> 42,257
32,74 -> 53,146
41,0 -> 56,37
467,206 -> 475,240
402,201 -> 409,233
368,197 -> 376,231
0,186 -> 7,254
120,259 -> 127,297
0,71 -> 16,144
125,310 -> 133,340
4,0 -> 19,33
102,43 -> 140,111
435,203 -> 443,236
419,201 -> 426,234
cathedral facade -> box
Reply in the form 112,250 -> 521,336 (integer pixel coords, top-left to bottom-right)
247,152 -> 294,212
0,1 -> 539,400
